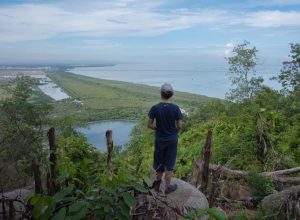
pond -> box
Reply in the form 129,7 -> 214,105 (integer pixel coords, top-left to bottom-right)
77,120 -> 137,151
38,76 -> 69,101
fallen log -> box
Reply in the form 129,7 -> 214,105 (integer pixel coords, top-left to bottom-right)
193,160 -> 300,185
271,176 -> 300,185
263,166 -> 300,176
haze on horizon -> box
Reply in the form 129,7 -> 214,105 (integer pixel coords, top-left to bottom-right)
0,0 -> 300,66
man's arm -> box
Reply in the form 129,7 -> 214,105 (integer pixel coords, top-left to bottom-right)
148,118 -> 156,130
175,120 -> 182,131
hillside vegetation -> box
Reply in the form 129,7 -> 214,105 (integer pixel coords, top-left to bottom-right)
49,71 -> 214,120
0,42 -> 299,220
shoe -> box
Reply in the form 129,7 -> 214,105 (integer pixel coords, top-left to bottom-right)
151,180 -> 161,192
165,184 -> 177,194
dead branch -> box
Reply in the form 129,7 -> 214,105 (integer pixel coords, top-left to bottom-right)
106,130 -> 113,166
31,156 -> 42,194
194,160 -> 300,184
201,130 -> 212,193
47,127 -> 60,195
263,167 -> 300,177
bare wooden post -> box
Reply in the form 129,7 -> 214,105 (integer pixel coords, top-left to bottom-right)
47,127 -> 59,195
201,130 -> 212,194
32,156 -> 43,194
106,130 -> 113,166
8,200 -> 15,220
191,160 -> 203,186
1,190 -> 7,220
208,166 -> 222,207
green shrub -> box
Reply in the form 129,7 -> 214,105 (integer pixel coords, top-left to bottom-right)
247,172 -> 275,206
184,207 -> 227,220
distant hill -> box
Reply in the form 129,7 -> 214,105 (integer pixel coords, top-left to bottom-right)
48,71 -> 217,120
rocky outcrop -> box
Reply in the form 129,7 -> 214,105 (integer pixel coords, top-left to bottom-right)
261,185 -> 300,219
133,178 -> 209,220
0,188 -> 32,219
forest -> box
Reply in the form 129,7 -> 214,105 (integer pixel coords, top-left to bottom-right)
0,42 -> 299,219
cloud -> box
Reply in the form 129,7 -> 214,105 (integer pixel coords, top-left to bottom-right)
267,0 -> 300,5
242,11 -> 300,27
0,1 -> 300,43
0,2 -> 226,42
226,42 -> 234,48
224,41 -> 234,56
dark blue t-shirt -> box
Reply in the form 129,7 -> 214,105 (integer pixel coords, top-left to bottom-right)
148,102 -> 183,139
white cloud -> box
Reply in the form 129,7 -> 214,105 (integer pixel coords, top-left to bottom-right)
0,1 -> 300,43
224,41 -> 234,56
242,11 -> 300,27
268,0 -> 300,5
226,42 -> 234,48
0,3 -> 226,42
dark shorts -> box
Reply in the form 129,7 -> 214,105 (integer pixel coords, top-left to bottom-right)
153,138 -> 178,172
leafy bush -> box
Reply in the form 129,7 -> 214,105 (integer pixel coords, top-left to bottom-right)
28,134 -> 151,220
247,172 -> 275,206
184,207 -> 227,220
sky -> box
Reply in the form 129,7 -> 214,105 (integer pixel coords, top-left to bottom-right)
0,0 -> 300,65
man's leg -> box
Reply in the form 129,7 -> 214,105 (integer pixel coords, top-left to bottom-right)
152,139 -> 166,192
164,138 -> 178,194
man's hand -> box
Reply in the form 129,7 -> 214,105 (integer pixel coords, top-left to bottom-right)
148,118 -> 156,130
176,120 -> 182,131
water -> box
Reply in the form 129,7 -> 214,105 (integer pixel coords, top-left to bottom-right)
37,76 -> 69,101
77,121 -> 137,151
68,63 -> 281,99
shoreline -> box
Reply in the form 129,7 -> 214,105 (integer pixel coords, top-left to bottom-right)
63,70 -> 216,99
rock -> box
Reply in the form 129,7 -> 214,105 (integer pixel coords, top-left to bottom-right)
261,185 -> 300,219
161,178 -> 209,212
0,188 -> 33,219
133,178 -> 209,220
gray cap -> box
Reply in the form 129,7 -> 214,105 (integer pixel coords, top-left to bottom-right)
160,83 -> 173,93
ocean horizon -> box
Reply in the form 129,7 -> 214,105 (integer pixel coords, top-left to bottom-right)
68,62 -> 281,99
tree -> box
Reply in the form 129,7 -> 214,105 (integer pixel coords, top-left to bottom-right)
0,76 -> 52,191
225,41 -> 264,102
277,43 -> 300,108
277,43 -> 300,93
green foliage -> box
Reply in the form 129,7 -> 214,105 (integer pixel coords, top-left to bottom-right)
184,207 -> 227,220
230,210 -> 250,220
127,81 -> 300,180
124,116 -> 155,174
247,172 -> 275,206
2,42 -> 300,219
276,43 -> 300,112
226,41 -> 264,102
277,43 -> 300,94
0,76 -> 52,190
29,134 -> 150,220
49,71 -> 213,121
253,206 -> 279,220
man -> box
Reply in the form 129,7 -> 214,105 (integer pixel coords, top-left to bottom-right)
148,83 -> 183,194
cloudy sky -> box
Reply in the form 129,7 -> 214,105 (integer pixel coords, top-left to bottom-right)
0,0 -> 300,65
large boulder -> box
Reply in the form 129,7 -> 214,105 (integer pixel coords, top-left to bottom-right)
261,185 -> 300,219
133,178 -> 209,220
0,188 -> 32,219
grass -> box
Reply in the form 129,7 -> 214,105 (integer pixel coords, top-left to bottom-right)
48,71 -> 216,120
0,71 -> 217,121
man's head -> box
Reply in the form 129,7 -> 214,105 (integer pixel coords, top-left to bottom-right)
160,83 -> 173,99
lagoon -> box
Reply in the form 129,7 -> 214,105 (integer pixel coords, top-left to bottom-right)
38,76 -> 69,101
77,121 -> 137,151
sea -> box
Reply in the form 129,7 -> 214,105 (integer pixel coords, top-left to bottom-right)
67,62 -> 282,99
